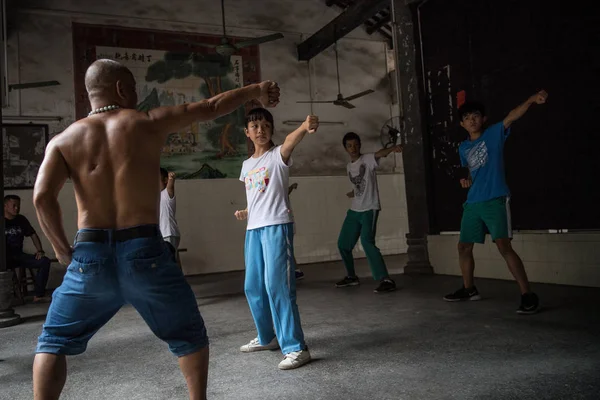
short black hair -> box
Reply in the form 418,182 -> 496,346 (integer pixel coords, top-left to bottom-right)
160,168 -> 168,180
245,108 -> 274,128
458,101 -> 486,121
342,132 -> 361,147
4,194 -> 20,204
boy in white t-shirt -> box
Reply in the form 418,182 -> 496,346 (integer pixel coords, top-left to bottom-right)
159,168 -> 180,256
235,108 -> 318,370
335,132 -> 403,293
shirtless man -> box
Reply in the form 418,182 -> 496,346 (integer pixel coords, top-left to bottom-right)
31,59 -> 280,400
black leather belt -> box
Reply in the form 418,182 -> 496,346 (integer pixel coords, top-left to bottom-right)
75,225 -> 160,243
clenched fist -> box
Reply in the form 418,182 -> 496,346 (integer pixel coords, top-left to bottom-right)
530,90 -> 548,105
459,178 -> 472,189
302,115 -> 319,134
234,209 -> 248,220
258,81 -> 280,108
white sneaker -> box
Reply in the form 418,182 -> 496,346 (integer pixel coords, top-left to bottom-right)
240,337 -> 279,353
278,349 -> 311,370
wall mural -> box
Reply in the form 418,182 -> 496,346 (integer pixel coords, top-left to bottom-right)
73,24 -> 262,179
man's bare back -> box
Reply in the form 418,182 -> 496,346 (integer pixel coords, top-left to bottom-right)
49,109 -> 172,230
33,59 -> 279,265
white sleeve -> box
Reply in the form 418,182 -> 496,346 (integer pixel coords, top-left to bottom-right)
276,145 -> 293,168
365,153 -> 379,169
239,163 -> 246,182
161,189 -> 175,203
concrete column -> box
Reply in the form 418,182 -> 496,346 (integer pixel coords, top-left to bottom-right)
391,0 -> 433,275
0,73 -> 22,328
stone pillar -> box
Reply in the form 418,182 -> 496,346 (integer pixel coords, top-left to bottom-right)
0,60 -> 22,328
391,0 -> 433,275
0,271 -> 22,328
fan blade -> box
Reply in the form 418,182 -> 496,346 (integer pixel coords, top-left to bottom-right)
386,125 -> 400,135
8,81 -> 60,91
296,100 -> 334,103
235,33 -> 284,49
171,39 -> 218,48
339,101 -> 356,109
343,89 -> 375,101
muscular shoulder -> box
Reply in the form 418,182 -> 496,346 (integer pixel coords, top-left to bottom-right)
56,110 -> 153,143
54,120 -> 87,143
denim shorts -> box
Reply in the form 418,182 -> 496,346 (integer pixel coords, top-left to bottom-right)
36,225 -> 208,357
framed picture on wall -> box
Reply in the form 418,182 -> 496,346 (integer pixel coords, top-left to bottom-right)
2,124 -> 49,189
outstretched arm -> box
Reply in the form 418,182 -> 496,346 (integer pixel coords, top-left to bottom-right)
166,172 -> 176,198
148,81 -> 280,135
280,115 -> 319,164
503,90 -> 548,129
375,144 -> 403,161
33,140 -> 71,265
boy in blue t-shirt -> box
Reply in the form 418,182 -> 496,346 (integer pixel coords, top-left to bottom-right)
443,90 -> 548,315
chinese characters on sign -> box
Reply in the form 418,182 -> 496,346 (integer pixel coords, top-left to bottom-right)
96,51 -> 153,63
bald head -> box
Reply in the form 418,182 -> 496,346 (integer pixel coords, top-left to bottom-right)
85,59 -> 137,108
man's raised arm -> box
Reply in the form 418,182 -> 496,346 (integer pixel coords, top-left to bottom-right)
33,139 -> 72,265
148,81 -> 280,134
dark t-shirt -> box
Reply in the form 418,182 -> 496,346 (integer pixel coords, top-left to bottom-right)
5,215 -> 36,257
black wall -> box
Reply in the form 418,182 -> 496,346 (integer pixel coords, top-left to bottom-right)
416,0 -> 600,232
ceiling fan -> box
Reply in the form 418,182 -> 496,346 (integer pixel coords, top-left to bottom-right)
297,41 -> 375,109
172,0 -> 284,57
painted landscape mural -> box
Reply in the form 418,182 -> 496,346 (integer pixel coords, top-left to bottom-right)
73,24 -> 262,179
96,46 -> 246,178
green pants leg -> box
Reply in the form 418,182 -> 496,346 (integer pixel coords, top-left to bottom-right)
337,210 -> 362,277
359,210 -> 389,281
338,210 -> 389,280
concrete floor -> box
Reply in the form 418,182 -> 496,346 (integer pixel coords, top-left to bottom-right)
1,255 -> 599,400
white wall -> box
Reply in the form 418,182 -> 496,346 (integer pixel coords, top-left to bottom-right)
4,0 -> 408,285
429,233 -> 600,288
8,173 -> 407,285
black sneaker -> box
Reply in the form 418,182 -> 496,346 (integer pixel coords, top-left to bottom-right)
374,278 -> 396,293
517,292 -> 540,315
443,286 -> 481,302
335,276 -> 360,288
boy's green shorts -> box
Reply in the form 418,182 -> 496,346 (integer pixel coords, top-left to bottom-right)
459,196 -> 512,244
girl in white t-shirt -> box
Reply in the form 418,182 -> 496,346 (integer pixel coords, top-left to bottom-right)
235,108 -> 318,370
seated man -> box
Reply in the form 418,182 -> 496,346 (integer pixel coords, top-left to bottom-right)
4,194 -> 52,302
